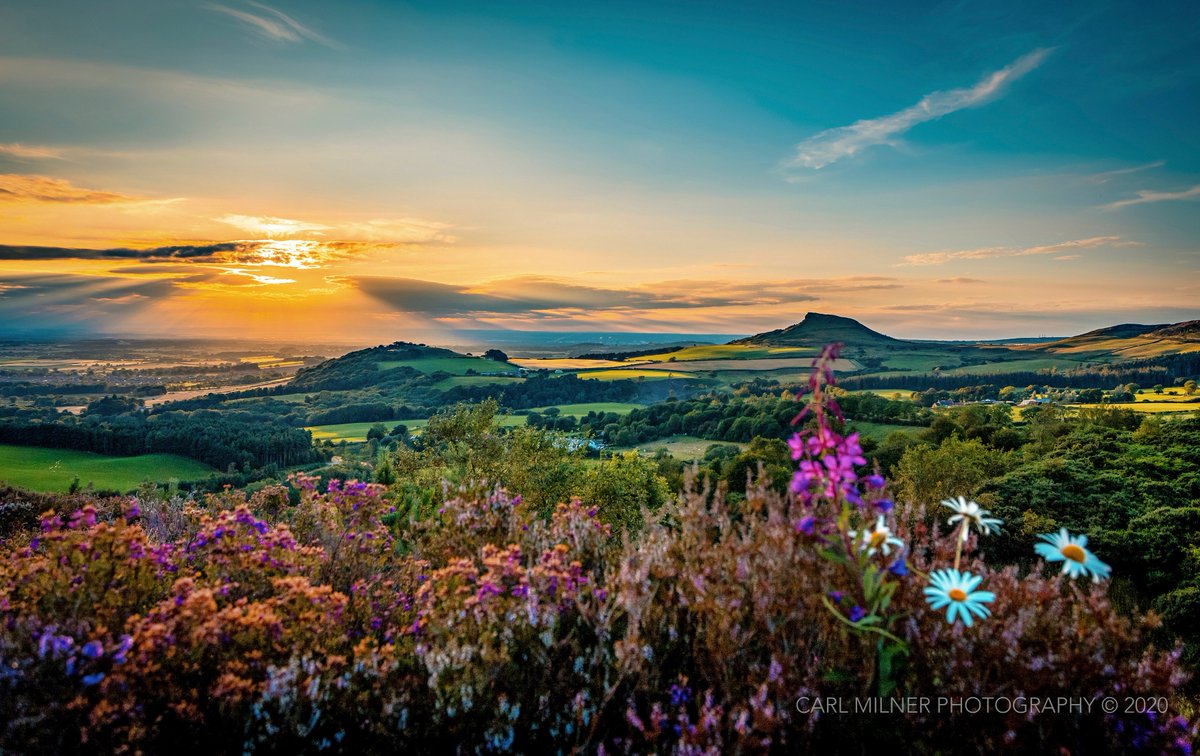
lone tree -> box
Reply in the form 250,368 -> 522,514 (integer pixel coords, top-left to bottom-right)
1185,379 -> 1198,396
483,348 -> 508,362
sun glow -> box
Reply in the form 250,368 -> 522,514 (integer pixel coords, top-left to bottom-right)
229,239 -> 333,269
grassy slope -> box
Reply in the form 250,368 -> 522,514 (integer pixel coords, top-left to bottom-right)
376,357 -> 520,375
0,444 -> 215,493
619,436 -> 746,460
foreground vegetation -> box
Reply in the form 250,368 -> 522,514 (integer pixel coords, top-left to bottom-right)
0,347 -> 1196,752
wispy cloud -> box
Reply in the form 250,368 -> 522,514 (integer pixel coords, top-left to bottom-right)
0,174 -> 136,204
207,2 -> 341,49
1083,160 -> 1164,184
217,214 -> 332,237
784,49 -> 1050,170
1100,184 -> 1200,210
0,144 -> 64,160
900,236 -> 1136,266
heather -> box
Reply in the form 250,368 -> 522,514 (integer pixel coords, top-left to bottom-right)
1,349 -> 1197,753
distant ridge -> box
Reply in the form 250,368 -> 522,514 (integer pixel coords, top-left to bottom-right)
1038,319 -> 1200,357
1067,323 -> 1167,340
731,312 -> 907,348
1148,320 -> 1200,341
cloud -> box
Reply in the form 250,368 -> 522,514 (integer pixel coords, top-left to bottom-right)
217,214 -> 332,237
355,276 -> 765,317
900,236 -> 1136,266
0,240 -> 375,269
1100,184 -> 1200,210
0,174 -> 138,203
207,2 -> 341,49
1083,160 -> 1165,184
337,218 -> 456,244
784,49 -> 1050,170
936,277 -> 983,284
349,275 -> 906,320
216,214 -> 455,244
0,144 -> 64,160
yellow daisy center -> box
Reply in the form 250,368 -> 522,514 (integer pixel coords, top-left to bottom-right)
948,588 -> 968,602
869,531 -> 887,548
1061,544 -> 1087,564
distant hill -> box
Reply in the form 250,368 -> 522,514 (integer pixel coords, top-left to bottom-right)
290,341 -> 518,391
732,312 -> 908,348
1037,320 -> 1200,358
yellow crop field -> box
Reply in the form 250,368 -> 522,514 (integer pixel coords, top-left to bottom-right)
576,369 -> 696,381
634,344 -> 815,362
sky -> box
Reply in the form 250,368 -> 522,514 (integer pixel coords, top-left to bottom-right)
0,0 -> 1197,343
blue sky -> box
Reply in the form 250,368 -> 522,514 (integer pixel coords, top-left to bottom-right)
0,0 -> 1197,341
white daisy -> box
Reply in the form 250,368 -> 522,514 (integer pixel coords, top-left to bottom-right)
851,515 -> 904,557
942,496 -> 1003,540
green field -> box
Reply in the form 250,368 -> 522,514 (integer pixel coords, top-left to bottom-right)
880,353 -> 964,371
308,402 -> 642,442
848,422 -> 926,442
941,357 -> 1086,376
0,444 -> 215,493
841,388 -> 917,401
576,369 -> 697,381
308,415 -> 529,442
621,436 -> 746,460
376,357 -> 520,375
432,375 -> 526,389
1075,402 -> 1200,415
635,344 -> 816,362
308,420 -> 426,442
526,402 -> 643,417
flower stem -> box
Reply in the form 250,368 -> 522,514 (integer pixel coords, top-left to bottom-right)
953,520 -> 967,571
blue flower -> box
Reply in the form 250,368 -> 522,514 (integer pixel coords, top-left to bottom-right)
82,672 -> 104,686
1034,528 -> 1111,582
849,605 -> 867,622
923,568 -> 995,627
